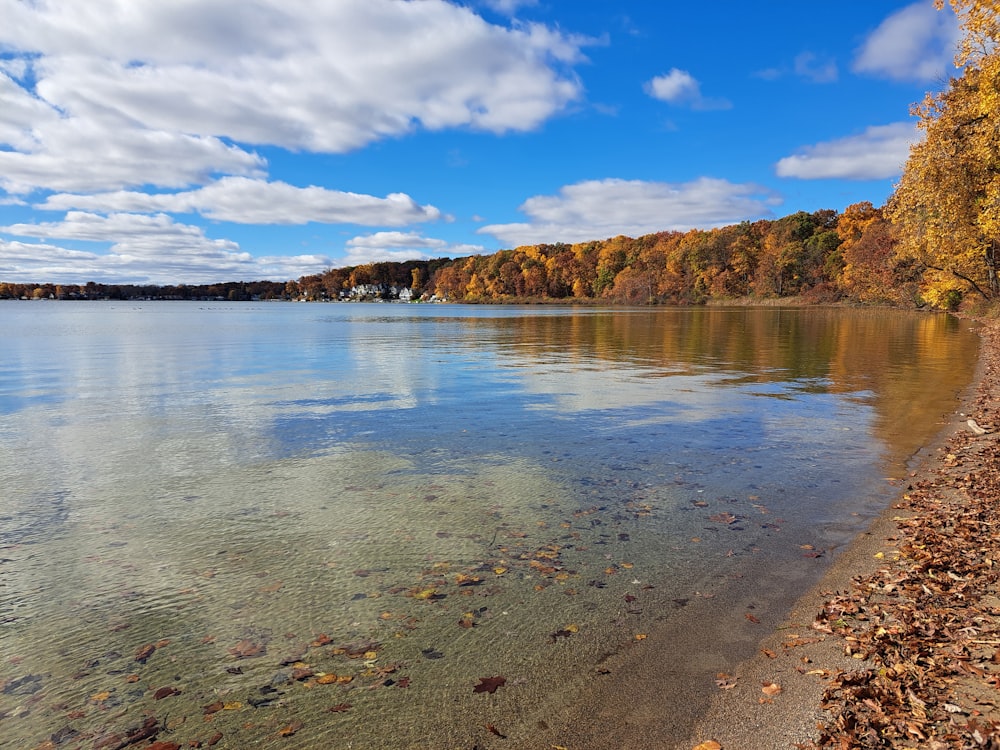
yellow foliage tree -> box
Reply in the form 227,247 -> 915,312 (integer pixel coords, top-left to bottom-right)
889,0 -> 1000,306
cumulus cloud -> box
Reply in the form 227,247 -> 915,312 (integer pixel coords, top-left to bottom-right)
40,178 -> 443,226
644,69 -> 731,110
0,116 -> 265,195
479,178 -> 780,246
0,214 -> 331,284
854,2 -> 960,81
342,231 -> 485,265
0,0 -> 587,193
775,122 -> 919,180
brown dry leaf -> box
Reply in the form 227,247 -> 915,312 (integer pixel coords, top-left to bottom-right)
761,681 -> 782,696
473,676 -> 506,694
228,639 -> 265,659
715,673 -> 736,689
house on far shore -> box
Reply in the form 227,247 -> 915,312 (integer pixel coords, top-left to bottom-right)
344,283 -> 415,302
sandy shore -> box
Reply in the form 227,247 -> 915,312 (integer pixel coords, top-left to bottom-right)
529,316 -> 1000,750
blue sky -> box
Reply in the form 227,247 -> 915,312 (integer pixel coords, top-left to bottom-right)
0,0 -> 961,285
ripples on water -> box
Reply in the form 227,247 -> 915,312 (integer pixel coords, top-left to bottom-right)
0,303 -> 980,748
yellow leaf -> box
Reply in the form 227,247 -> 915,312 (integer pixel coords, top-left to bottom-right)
90,691 -> 111,702
634,633 -> 647,641
693,742 -> 723,750
565,623 -> 579,633
493,567 -> 507,576
223,701 -> 242,710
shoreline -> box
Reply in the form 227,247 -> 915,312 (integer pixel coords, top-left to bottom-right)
685,315 -> 1000,749
528,315 -> 998,750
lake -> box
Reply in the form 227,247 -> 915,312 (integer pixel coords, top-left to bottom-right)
0,302 -> 981,749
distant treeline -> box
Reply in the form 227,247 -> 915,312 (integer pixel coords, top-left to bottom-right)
295,203 -> 918,307
0,279 -> 294,301
0,204 -> 924,307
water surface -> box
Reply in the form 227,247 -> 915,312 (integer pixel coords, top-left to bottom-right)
0,303 -> 980,748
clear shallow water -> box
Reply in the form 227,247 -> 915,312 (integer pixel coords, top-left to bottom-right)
0,302 -> 980,749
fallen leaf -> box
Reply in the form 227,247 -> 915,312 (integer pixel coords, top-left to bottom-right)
153,686 -> 180,700
761,681 -> 782,696
228,640 -> 265,659
328,703 -> 352,712
277,721 -> 302,737
473,676 -> 506,694
634,633 -> 647,641
715,673 -> 736,689
745,613 -> 760,624
486,724 -> 507,739
134,644 -> 156,663
693,742 -> 723,750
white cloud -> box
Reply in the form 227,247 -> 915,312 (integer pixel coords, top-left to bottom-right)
646,69 -> 700,102
853,2 -> 960,82
0,115 -> 265,194
793,52 -> 838,84
342,231 -> 485,265
40,178 -> 443,226
0,0 -> 587,196
0,215 -> 331,284
644,69 -> 731,110
775,122 -> 919,180
479,178 -> 780,246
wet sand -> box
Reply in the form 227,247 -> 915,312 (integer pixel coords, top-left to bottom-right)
529,315 -> 997,750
